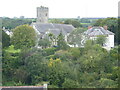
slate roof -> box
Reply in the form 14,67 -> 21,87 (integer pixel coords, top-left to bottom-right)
83,27 -> 114,36
48,29 -> 67,36
32,23 -> 75,36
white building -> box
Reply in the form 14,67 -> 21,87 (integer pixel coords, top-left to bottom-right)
82,26 -> 115,50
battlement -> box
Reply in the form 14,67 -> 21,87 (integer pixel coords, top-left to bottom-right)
37,6 -> 48,10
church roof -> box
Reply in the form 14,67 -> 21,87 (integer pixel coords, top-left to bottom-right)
83,27 -> 114,36
32,23 -> 75,36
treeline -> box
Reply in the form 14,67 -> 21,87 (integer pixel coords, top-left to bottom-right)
1,24 -> 119,88
1,17 -> 35,29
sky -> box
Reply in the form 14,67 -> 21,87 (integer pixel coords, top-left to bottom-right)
0,0 -> 119,18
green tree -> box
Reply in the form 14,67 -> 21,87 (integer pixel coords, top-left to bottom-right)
38,38 -> 51,48
57,32 -> 69,50
62,78 -> 80,88
118,18 -> 120,45
11,25 -> 36,49
69,48 -> 80,60
48,33 -> 56,46
2,30 -> 10,48
54,50 -> 72,61
23,48 -> 49,85
67,28 -> 85,47
44,47 -> 56,56
2,45 -> 21,85
49,19 -> 63,24
48,60 -> 69,87
64,19 -> 81,28
2,17 -> 33,29
95,35 -> 106,46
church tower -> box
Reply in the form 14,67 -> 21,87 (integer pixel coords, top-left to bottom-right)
37,6 -> 49,23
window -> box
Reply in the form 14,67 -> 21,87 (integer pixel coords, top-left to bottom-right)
46,13 -> 47,16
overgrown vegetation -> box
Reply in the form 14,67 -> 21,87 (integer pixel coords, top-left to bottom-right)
2,18 -> 119,88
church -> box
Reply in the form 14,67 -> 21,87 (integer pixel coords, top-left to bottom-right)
31,6 -> 75,46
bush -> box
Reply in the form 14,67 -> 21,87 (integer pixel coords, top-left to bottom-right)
62,78 -> 80,88
54,50 -> 72,61
44,47 -> 56,56
69,48 -> 80,60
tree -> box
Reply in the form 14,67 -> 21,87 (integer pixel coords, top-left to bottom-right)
49,19 -> 63,24
11,25 -> 37,49
2,30 -> 10,48
62,78 -> 80,88
38,38 -> 51,48
2,17 -> 33,29
48,33 -> 56,46
64,19 -> 81,28
57,32 -> 69,50
2,45 -> 21,84
69,48 -> 80,60
95,35 -> 106,46
23,49 -> 49,85
118,18 -> 120,45
67,28 -> 85,47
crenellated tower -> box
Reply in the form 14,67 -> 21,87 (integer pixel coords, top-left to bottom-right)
37,6 -> 49,23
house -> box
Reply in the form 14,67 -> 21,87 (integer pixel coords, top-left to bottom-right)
2,27 -> 13,37
82,26 -> 115,50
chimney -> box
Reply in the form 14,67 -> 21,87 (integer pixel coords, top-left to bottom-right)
88,26 -> 92,29
103,26 -> 108,30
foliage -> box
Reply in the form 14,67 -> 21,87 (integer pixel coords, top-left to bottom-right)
44,47 -> 56,56
54,50 -> 72,61
38,38 -> 51,48
11,25 -> 36,49
80,18 -> 91,23
95,35 -> 106,46
67,28 -> 85,47
13,67 -> 29,84
49,19 -> 64,24
2,30 -> 10,48
98,78 -> 118,88
48,61 -> 68,87
48,58 -> 61,67
2,43 -> 118,88
62,78 -> 80,88
2,45 -> 21,84
23,49 -> 49,85
68,48 -> 80,60
57,33 -> 69,50
64,19 -> 81,28
2,17 -> 33,29
5,45 -> 21,53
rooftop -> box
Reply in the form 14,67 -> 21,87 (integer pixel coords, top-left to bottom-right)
83,27 -> 114,36
32,23 -> 75,36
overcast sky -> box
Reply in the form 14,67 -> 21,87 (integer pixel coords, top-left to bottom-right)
0,0 -> 119,18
